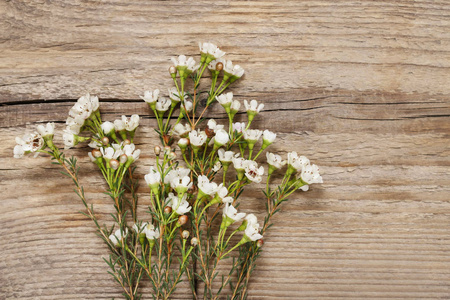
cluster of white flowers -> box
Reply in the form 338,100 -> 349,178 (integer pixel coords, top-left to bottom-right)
63,94 -> 99,149
171,55 -> 200,77
88,142 -> 141,170
199,42 -> 226,63
166,193 -> 192,215
14,131 -> 45,158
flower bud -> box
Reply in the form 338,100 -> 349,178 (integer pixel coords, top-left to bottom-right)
169,151 -> 177,160
177,215 -> 188,226
164,206 -> 172,214
101,136 -> 110,146
169,66 -> 177,78
178,138 -> 189,150
154,145 -> 161,156
119,154 -> 128,164
109,159 -> 120,170
92,149 -> 102,158
191,237 -> 198,246
216,62 -> 223,71
256,239 -> 264,248
182,230 -> 190,239
164,145 -> 171,155
123,139 -> 131,145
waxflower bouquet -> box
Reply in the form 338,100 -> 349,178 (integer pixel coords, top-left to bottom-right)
13,42 -> 323,300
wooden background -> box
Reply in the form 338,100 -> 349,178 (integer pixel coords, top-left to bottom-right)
1,0 -> 449,299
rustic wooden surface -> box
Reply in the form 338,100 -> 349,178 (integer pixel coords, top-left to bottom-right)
1,0 -> 450,299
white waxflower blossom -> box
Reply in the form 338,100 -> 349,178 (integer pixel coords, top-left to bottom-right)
244,99 -> 264,114
88,140 -> 102,149
63,131 -> 77,150
266,152 -> 287,170
14,132 -> 44,158
123,144 -> 140,162
155,97 -> 171,112
223,60 -> 245,80
299,164 -> 323,185
170,175 -> 192,194
171,55 -> 200,74
287,151 -> 310,172
69,94 -> 99,120
181,100 -> 193,113
223,203 -> 246,223
36,122 -> 55,137
114,119 -> 126,131
101,121 -> 115,135
145,166 -> 161,187
244,214 -> 263,242
133,222 -> 149,234
140,89 -> 160,104
207,119 -> 224,133
168,87 -> 187,103
166,192 -> 192,215
230,100 -> 240,113
216,92 -> 233,108
243,129 -> 262,142
232,156 -> 246,171
65,116 -> 84,134
198,175 -> 221,196
262,130 -> 276,145
111,143 -> 123,151
165,168 -> 191,185
244,160 -> 264,183
213,161 -> 222,172
101,147 -> 122,160
189,130 -> 207,147
144,223 -> 160,240
109,228 -> 128,247
172,123 -> 191,136
122,115 -> 140,131
232,122 -> 246,133
174,198 -> 192,215
214,129 -> 230,147
216,185 -> 228,199
199,42 -> 226,60
210,184 -> 228,204
218,149 -> 237,164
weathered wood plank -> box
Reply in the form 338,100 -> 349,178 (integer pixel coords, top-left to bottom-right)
1,0 -> 450,299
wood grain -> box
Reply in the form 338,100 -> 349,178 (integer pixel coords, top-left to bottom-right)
1,0 -> 449,299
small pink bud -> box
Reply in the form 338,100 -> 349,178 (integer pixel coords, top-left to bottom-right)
191,237 -> 198,246
164,206 -> 172,214
182,230 -> 190,239
101,136 -> 110,146
154,146 -> 161,156
123,139 -> 131,145
177,215 -> 188,226
256,239 -> 264,248
169,66 -> 177,75
92,149 -> 102,158
109,159 -> 120,170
